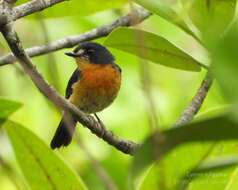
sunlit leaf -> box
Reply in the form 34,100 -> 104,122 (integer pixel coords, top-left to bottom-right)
185,167 -> 234,190
104,27 -> 205,71
192,156 -> 238,174
179,156 -> 238,189
224,167 -> 238,190
182,0 -> 236,46
138,150 -> 238,190
134,0 -> 195,37
131,113 -> 238,187
5,121 -> 88,190
0,98 -> 22,119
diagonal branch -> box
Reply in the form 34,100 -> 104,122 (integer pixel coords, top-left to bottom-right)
0,22 -> 138,155
0,0 -> 66,26
12,0 -> 66,22
0,8 -> 151,66
175,72 -> 213,126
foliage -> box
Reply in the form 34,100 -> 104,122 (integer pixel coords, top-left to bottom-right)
104,27 -> 204,71
5,121 -> 87,190
0,98 -> 22,119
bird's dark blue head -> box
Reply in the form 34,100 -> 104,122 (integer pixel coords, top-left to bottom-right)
65,42 -> 114,64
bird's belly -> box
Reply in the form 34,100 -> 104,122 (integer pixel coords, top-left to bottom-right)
78,89 -> 117,113
69,69 -> 121,114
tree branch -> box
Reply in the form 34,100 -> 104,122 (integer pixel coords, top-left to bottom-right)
0,22 -> 138,155
175,72 -> 213,126
13,0 -> 66,21
0,8 -> 151,66
0,0 -> 65,26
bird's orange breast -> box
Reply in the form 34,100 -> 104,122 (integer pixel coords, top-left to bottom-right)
69,62 -> 121,113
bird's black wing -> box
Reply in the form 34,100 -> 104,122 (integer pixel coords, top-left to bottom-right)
112,63 -> 121,73
65,69 -> 80,99
51,69 -> 79,149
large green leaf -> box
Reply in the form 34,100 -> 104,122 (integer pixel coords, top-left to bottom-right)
179,156 -> 238,189
5,121 -> 88,190
134,0 -> 195,37
138,143 -> 216,190
131,113 -> 238,187
182,0 -> 236,45
184,166 -> 235,190
139,154 -> 238,190
0,98 -> 22,119
104,27 -> 205,71
17,0 -> 127,17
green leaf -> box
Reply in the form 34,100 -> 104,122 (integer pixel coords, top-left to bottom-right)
224,167 -> 238,190
179,156 -> 238,189
134,0 -> 194,37
18,0 -> 127,17
183,166 -> 235,190
104,27 -> 204,71
182,0 -> 236,45
131,113 -> 238,186
138,150 -> 238,190
5,121 -> 88,190
192,156 -> 238,173
0,98 -> 22,119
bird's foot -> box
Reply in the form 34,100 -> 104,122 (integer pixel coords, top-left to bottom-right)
94,113 -> 106,138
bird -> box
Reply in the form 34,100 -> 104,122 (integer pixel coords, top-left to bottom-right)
50,42 -> 121,149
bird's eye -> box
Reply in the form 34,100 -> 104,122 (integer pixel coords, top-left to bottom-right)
87,49 -> 95,54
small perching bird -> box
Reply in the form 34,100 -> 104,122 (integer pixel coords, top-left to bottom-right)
50,42 -> 121,149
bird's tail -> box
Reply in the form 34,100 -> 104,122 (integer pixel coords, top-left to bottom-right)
50,113 -> 77,149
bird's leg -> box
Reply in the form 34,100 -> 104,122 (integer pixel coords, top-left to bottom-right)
94,113 -> 106,137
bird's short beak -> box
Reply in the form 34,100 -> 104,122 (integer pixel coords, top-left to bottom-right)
65,52 -> 77,57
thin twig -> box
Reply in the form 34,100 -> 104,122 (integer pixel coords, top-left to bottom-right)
175,72 -> 213,126
12,0 -> 66,21
174,71 -> 214,189
0,0 -> 66,25
0,8 -> 151,66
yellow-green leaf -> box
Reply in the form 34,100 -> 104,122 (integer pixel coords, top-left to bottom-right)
134,0 -> 194,36
224,167 -> 238,190
182,0 -> 236,45
104,27 -> 205,71
5,121 -> 88,190
131,113 -> 238,188
0,98 -> 22,119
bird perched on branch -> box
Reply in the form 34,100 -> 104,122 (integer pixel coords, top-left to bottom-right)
50,42 -> 121,149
